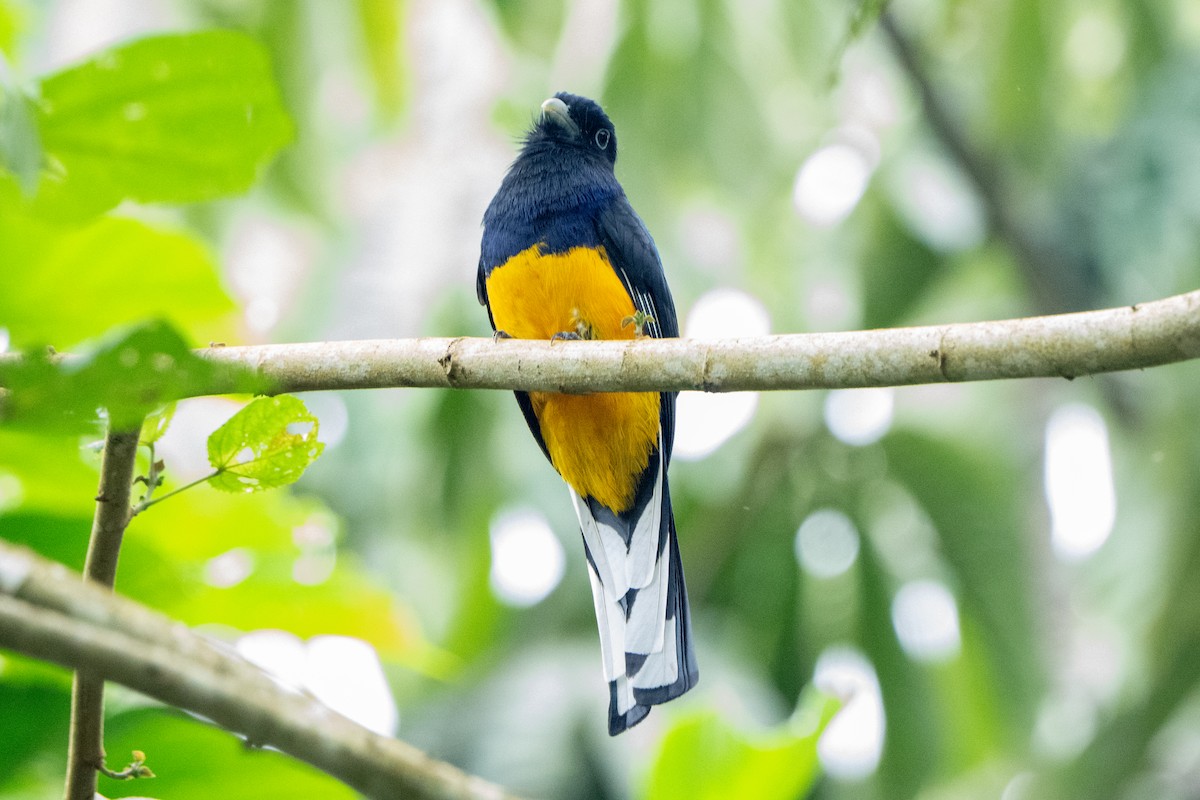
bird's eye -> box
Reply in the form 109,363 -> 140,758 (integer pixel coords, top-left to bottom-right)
594,129 -> 610,150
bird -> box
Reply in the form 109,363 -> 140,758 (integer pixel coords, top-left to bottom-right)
477,92 -> 698,735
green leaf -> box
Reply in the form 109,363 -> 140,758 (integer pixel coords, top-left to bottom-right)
32,29 -> 292,219
206,395 -> 324,492
0,319 -> 262,432
0,215 -> 236,350
643,688 -> 839,800
139,402 -> 175,445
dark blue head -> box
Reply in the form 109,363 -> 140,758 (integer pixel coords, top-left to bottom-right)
482,92 -> 625,265
523,91 -> 618,168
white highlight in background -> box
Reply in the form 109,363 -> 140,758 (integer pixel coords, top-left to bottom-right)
795,508 -> 860,578
793,141 -> 873,226
224,216 -> 313,335
824,387 -> 895,446
236,630 -> 397,735
890,154 -> 986,252
1044,404 -> 1116,561
204,547 -> 255,588
1002,773 -> 1035,800
489,508 -> 566,607
814,646 -> 885,779
1033,689 -> 1097,761
0,472 -> 23,513
891,579 -> 961,663
304,636 -> 397,736
300,392 -> 350,449
1064,11 -> 1126,81
674,289 -> 770,460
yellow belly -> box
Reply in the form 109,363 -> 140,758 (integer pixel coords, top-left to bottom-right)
486,244 -> 660,512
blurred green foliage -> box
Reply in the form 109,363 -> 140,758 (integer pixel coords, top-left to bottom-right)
1,1 -> 1200,799
30,30 -> 292,219
0,319 -> 258,431
645,689 -> 840,800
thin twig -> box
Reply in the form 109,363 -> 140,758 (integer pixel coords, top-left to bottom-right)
131,470 -> 218,516
64,425 -> 140,800
0,542 -> 523,800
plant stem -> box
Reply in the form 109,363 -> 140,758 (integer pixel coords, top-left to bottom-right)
132,470 -> 219,516
64,425 -> 140,800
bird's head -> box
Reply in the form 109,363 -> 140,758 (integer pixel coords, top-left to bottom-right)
526,91 -> 618,168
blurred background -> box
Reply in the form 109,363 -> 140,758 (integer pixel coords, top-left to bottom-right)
2,0 -> 1200,798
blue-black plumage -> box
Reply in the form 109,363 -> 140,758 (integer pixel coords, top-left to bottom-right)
478,92 -> 698,734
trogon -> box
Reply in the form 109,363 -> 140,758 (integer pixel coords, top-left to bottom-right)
477,92 -> 699,734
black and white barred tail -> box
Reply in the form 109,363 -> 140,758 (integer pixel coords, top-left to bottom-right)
571,440 -> 699,735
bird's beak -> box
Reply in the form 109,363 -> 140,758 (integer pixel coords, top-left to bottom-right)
540,97 -> 580,137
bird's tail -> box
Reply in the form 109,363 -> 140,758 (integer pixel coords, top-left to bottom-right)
571,453 -> 699,735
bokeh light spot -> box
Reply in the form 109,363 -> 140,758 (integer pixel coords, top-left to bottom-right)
815,646 -> 885,779
304,635 -> 398,736
489,508 -> 566,607
824,387 -> 895,446
0,473 -> 24,514
1044,404 -> 1116,562
1064,11 -> 1126,80
236,630 -> 397,735
793,142 -> 873,226
795,508 -> 860,578
300,392 -> 350,449
891,579 -> 961,663
203,547 -> 255,588
890,154 -> 986,251
675,288 -> 769,461
1034,689 -> 1097,760
293,551 -> 336,585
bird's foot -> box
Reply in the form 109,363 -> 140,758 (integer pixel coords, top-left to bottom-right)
550,331 -> 583,344
492,330 -> 514,341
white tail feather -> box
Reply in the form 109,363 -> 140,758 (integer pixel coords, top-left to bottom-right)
573,446 -> 670,675
572,437 -> 697,734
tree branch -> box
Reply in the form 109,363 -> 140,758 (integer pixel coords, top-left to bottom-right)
65,425 -> 140,800
2,292 -> 1196,397
0,542 -> 523,800
186,290 -> 1199,394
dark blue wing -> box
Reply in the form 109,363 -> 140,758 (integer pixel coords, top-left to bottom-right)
596,195 -> 679,462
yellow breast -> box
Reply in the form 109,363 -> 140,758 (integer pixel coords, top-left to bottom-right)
486,244 -> 660,512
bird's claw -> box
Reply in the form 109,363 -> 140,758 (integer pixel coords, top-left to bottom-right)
550,331 -> 583,344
